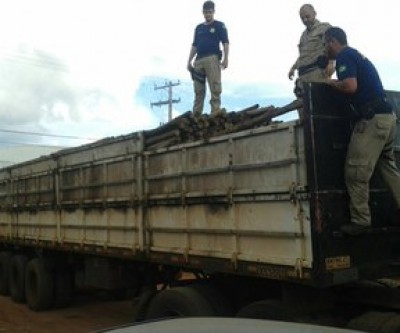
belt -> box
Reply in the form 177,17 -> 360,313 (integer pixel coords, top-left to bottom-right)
353,96 -> 393,119
375,110 -> 393,115
298,56 -> 329,76
363,96 -> 393,114
196,52 -> 221,60
298,63 -> 319,76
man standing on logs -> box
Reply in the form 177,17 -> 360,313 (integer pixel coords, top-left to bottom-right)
187,1 -> 229,117
288,4 -> 334,101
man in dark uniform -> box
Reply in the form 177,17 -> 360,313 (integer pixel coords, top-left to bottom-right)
187,1 -> 229,116
324,27 -> 400,234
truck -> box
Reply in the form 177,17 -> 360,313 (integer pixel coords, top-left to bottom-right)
1,83 -> 400,332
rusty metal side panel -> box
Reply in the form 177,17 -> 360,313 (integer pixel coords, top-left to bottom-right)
59,208 -> 140,251
146,123 -> 307,197
56,133 -> 142,168
0,133 -> 145,253
59,157 -> 139,203
0,211 -> 11,239
0,156 -> 57,178
144,122 -> 313,270
147,200 -> 311,268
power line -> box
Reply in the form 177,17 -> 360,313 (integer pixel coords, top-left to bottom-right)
0,48 -> 68,72
0,140 -> 67,148
0,128 -> 97,141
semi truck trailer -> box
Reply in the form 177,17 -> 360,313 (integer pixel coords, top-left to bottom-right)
1,84 -> 400,331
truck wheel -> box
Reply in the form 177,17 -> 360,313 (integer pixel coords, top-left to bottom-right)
381,313 -> 400,332
132,287 -> 157,322
236,299 -> 296,322
347,311 -> 400,332
25,258 -> 54,311
0,251 -> 12,295
9,255 -> 28,303
191,283 -> 234,316
145,286 -> 215,319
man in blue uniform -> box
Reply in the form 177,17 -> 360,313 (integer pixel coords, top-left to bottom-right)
324,27 -> 400,234
187,1 -> 229,116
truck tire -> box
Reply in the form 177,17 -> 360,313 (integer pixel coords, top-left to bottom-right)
132,287 -> 157,322
236,299 -> 296,322
347,311 -> 400,333
191,283 -> 234,316
9,255 -> 28,303
0,251 -> 12,295
25,258 -> 54,311
381,313 -> 400,333
145,286 -> 215,319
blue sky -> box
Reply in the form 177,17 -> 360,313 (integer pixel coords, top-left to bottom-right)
0,0 -> 398,146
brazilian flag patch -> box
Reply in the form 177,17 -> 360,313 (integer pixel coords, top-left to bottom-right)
338,65 -> 347,73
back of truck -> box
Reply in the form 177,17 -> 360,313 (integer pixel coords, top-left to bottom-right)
302,84 -> 400,286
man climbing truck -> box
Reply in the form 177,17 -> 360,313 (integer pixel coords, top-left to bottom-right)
0,83 -> 400,332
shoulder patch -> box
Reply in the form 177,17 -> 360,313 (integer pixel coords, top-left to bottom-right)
338,65 -> 347,73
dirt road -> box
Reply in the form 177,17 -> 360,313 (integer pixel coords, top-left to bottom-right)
0,293 -> 134,333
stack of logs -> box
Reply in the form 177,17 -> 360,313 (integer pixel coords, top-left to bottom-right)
144,99 -> 302,150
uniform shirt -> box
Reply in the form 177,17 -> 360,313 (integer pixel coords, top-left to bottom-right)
336,46 -> 384,108
297,20 -> 330,68
192,20 -> 229,59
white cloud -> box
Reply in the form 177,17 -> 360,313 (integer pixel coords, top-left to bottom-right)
0,0 -> 399,145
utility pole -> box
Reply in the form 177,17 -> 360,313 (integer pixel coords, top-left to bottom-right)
150,80 -> 181,122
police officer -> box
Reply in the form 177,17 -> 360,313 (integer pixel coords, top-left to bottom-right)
187,1 -> 229,116
325,27 -> 400,234
288,4 -> 334,100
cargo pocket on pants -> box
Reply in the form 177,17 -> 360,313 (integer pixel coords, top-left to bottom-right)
375,117 -> 391,139
345,159 -> 371,184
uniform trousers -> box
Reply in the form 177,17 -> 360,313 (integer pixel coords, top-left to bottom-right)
345,113 -> 400,225
193,55 -> 222,116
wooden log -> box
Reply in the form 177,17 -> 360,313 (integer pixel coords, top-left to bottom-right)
245,105 -> 275,117
232,99 -> 300,132
265,99 -> 303,120
145,100 -> 303,149
235,104 -> 260,113
234,113 -> 268,131
144,111 -> 192,137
